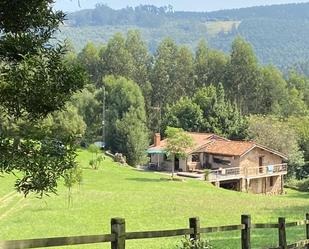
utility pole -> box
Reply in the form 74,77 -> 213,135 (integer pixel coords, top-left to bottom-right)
102,86 -> 106,148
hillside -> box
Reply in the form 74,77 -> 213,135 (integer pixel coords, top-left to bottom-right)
58,2 -> 309,69
0,150 -> 308,249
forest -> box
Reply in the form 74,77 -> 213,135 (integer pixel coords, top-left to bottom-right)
56,31 -> 309,185
59,2 -> 309,70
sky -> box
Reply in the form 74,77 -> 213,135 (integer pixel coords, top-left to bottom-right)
54,0 -> 309,12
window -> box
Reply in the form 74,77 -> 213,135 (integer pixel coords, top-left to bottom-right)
213,157 -> 231,166
259,156 -> 264,173
192,154 -> 200,162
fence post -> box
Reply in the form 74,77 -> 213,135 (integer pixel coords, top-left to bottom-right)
278,217 -> 287,249
111,218 -> 126,249
241,214 -> 251,249
306,213 -> 309,249
189,217 -> 200,241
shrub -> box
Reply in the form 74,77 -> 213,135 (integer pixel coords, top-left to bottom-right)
176,237 -> 213,249
203,169 -> 210,181
285,178 -> 309,192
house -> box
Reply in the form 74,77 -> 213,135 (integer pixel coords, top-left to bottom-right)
147,132 -> 288,195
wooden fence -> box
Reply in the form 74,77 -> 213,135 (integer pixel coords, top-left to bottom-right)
1,214 -> 309,249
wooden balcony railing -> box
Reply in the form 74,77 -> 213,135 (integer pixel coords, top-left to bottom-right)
208,163 -> 288,182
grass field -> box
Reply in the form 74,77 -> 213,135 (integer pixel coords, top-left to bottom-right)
0,150 -> 309,249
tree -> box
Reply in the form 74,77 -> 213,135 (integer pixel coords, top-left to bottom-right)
63,165 -> 83,208
88,144 -> 102,169
288,116 -> 309,178
101,33 -> 134,78
175,46 -> 195,96
125,30 -> 153,109
194,40 -> 228,88
258,65 -> 288,115
248,115 -> 305,178
104,76 -> 149,166
192,84 -> 248,139
71,85 -> 102,143
165,127 -> 194,178
77,42 -> 102,86
287,71 -> 309,107
115,108 -> 149,166
225,37 -> 261,114
194,40 -> 209,88
163,98 -> 203,132
151,38 -> 179,107
0,0 -> 86,196
282,87 -> 309,117
41,104 -> 86,143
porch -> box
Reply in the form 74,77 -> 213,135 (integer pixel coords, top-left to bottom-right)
208,163 -> 288,182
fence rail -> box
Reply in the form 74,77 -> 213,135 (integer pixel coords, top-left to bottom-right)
1,213 -> 309,249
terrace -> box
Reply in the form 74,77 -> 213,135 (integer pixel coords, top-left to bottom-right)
208,163 -> 288,182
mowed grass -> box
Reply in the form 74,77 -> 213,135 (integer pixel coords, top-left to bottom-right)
205,21 -> 241,36
0,149 -> 309,249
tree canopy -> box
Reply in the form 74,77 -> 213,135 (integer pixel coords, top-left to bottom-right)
0,0 -> 86,196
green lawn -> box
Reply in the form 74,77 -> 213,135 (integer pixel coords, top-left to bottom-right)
0,150 -> 309,249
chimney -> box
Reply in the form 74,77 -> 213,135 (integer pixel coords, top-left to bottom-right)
154,133 -> 161,147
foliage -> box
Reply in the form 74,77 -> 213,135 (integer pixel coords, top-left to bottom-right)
225,37 -> 261,114
41,104 -> 86,143
163,98 -> 203,132
176,237 -> 213,249
88,144 -> 102,169
248,115 -> 305,178
0,0 -> 86,196
115,109 -> 149,166
151,38 -> 180,107
104,76 -> 149,166
285,178 -> 309,192
0,138 -> 77,197
163,84 -> 248,139
165,127 -> 194,160
203,169 -> 211,181
71,85 -> 102,144
60,3 -> 309,70
63,165 -> 83,207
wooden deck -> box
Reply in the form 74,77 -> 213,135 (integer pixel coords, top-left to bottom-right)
208,164 -> 287,182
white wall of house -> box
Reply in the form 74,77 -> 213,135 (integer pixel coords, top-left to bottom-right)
150,153 -> 174,171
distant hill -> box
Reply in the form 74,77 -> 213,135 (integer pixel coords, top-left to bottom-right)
58,2 -> 309,69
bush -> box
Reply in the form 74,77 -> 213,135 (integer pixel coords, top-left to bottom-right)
176,237 -> 213,249
203,169 -> 210,181
285,178 -> 309,192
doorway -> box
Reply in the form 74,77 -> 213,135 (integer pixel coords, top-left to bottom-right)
174,156 -> 180,171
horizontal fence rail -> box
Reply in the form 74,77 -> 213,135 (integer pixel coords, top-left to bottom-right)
1,214 -> 309,249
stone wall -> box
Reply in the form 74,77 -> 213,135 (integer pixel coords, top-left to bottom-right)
240,147 -> 283,169
248,176 -> 283,194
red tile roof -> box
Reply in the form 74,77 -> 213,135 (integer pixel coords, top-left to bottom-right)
148,132 -> 227,153
197,140 -> 255,156
148,132 -> 287,159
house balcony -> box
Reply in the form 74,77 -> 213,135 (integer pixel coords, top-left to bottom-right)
208,163 -> 288,182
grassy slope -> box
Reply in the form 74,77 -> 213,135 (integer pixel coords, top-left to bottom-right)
0,150 -> 309,249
